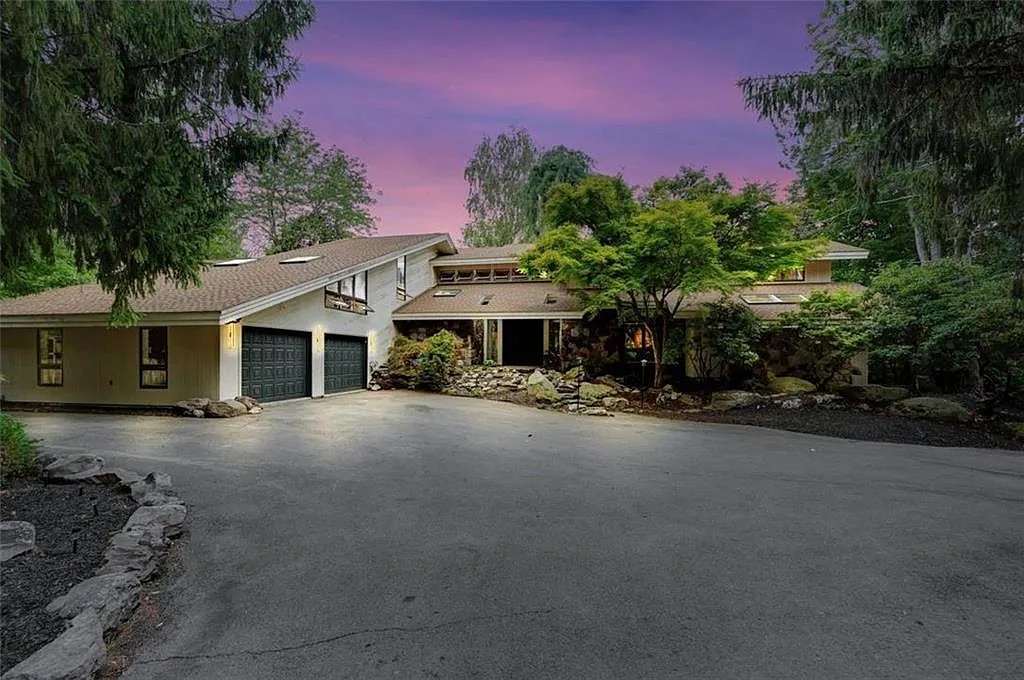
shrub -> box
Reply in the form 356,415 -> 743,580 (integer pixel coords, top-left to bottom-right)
1,413 -> 39,481
687,299 -> 764,386
868,260 -> 1024,399
383,331 -> 462,392
416,330 -> 460,392
769,290 -> 872,389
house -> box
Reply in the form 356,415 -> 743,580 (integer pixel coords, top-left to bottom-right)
0,234 -> 869,408
0,234 -> 455,406
392,240 -> 871,384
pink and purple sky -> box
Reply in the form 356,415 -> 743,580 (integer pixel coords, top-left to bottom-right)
274,0 -> 822,240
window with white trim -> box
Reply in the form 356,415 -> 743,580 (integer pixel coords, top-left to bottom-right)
325,270 -> 370,314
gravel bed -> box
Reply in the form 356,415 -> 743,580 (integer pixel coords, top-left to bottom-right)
663,403 -> 1024,451
0,479 -> 136,674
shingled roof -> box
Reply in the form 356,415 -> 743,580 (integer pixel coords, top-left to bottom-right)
0,234 -> 454,320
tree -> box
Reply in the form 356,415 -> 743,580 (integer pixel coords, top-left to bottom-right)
0,245 -> 94,299
234,117 -> 378,254
541,175 -> 637,245
522,188 -> 819,387
522,145 -> 594,239
1,0 -> 315,323
740,1 -> 1024,295
461,127 -> 537,247
686,299 -> 764,386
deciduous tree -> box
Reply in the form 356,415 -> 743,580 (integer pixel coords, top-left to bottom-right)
461,127 -> 537,247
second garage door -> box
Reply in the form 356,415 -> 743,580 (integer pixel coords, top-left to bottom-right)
241,327 -> 311,402
324,335 -> 367,394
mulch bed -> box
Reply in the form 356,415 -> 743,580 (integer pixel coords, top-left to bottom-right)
0,479 -> 136,674
654,403 -> 1024,451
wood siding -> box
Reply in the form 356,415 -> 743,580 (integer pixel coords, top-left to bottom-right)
0,326 -> 219,405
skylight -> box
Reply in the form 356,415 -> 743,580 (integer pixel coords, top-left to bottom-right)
480,295 -> 493,305
279,255 -> 322,264
544,294 -> 557,304
741,293 -> 808,305
213,258 -> 257,267
433,289 -> 460,297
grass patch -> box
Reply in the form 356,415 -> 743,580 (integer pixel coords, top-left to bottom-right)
1,413 -> 40,481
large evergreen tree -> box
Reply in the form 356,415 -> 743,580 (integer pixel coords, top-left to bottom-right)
1,0 -> 315,321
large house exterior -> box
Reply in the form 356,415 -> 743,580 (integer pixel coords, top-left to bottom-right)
0,234 -> 868,407
0,234 -> 455,406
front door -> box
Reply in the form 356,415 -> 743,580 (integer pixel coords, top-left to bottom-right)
501,319 -> 544,366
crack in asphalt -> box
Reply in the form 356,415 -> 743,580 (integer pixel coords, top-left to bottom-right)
132,608 -> 558,665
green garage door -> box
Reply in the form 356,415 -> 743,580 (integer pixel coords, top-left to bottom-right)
241,327 -> 311,402
324,335 -> 367,394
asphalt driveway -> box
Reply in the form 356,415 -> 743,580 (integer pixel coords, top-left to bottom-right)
18,392 -> 1024,679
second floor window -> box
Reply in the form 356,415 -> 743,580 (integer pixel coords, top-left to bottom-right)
396,256 -> 407,298
325,270 -> 370,314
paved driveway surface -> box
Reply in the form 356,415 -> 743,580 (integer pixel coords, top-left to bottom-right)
18,392 -> 1024,679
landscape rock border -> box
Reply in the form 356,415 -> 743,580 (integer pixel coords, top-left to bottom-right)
2,455 -> 186,680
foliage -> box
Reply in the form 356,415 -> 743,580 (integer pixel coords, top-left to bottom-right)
770,290 -> 872,389
1,0 -> 316,323
234,116 -> 377,255
523,176 -> 818,387
0,244 -> 94,298
1,413 -> 39,481
416,330 -> 460,392
461,127 -> 538,247
868,260 -> 1024,399
688,299 -> 765,385
740,1 -> 1024,296
542,175 -> 637,246
384,331 -> 462,392
522,145 -> 594,239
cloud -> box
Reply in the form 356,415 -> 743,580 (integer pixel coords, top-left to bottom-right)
298,11 -> 746,124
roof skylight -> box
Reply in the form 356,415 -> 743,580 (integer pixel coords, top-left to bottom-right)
433,289 -> 460,297
741,293 -> 808,305
213,258 -> 257,267
279,255 -> 322,264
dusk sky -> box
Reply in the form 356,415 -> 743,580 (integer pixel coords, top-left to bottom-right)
274,1 -> 824,241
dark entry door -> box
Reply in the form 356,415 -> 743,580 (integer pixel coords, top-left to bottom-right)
324,335 -> 367,393
502,319 -> 545,366
241,327 -> 311,402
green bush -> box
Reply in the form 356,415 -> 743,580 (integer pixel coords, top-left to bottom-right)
384,331 -> 462,392
868,260 -> 1024,398
687,299 -> 764,385
1,413 -> 40,481
769,290 -> 872,389
416,330 -> 460,392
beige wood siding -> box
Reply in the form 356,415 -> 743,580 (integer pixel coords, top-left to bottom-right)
0,326 -> 219,405
805,260 -> 832,283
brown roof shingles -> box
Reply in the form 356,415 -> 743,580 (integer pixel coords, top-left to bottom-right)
394,281 -> 584,316
0,234 -> 451,318
432,243 -> 533,263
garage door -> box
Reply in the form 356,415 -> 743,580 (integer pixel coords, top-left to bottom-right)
324,335 -> 367,394
241,327 -> 311,402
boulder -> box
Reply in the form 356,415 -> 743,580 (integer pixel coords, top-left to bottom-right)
41,454 -> 105,482
81,467 -> 143,487
2,610 -> 105,680
46,574 -> 141,631
174,397 -> 211,415
707,390 -> 765,411
0,521 -> 36,562
578,382 -> 615,401
97,523 -> 169,580
839,384 -> 911,405
888,397 -> 971,423
602,397 -> 630,411
234,395 -> 259,410
562,365 -> 585,382
780,398 -> 804,410
585,407 -> 612,417
129,472 -> 178,506
123,503 -> 187,538
205,399 -> 248,418
526,370 -> 561,404
767,376 -> 816,395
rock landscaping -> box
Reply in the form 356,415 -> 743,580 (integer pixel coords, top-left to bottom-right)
173,395 -> 263,418
0,454 -> 186,679
420,366 -> 1024,449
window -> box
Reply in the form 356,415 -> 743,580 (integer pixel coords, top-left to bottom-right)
768,268 -> 805,282
396,256 -> 407,298
37,329 -> 63,386
325,270 -> 370,313
139,327 -> 168,388
623,324 -> 654,363
479,295 -> 493,305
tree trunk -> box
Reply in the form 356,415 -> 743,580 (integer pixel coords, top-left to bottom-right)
928,231 -> 943,261
912,209 -> 930,264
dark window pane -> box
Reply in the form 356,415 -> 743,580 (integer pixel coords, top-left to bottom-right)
354,271 -> 367,301
37,329 -> 63,386
140,327 -> 168,388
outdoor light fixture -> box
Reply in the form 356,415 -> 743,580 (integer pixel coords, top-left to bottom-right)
640,358 -> 649,408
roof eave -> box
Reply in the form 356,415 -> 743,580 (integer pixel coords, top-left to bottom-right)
0,311 -> 222,328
